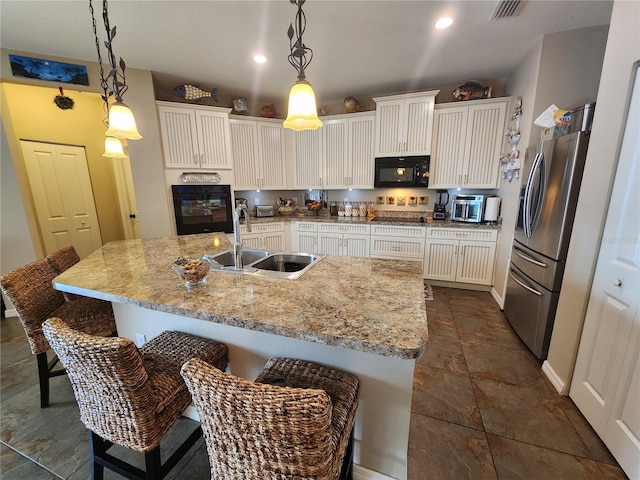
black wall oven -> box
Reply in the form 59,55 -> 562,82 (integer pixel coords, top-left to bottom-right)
171,184 -> 233,235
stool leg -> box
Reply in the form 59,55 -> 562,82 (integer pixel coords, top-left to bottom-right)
144,447 -> 162,480
36,352 -> 49,408
88,430 -> 105,480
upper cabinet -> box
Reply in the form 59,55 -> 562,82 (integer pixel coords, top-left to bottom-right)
429,98 -> 510,189
157,101 -> 233,169
293,112 -> 375,190
230,118 -> 287,190
373,90 -> 439,157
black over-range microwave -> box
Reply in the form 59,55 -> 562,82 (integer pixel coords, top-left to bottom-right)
374,156 -> 430,188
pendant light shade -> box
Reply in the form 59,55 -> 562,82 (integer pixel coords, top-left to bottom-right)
103,136 -> 127,158
283,80 -> 323,131
106,101 -> 142,140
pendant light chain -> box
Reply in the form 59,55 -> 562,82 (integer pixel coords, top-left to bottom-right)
287,0 -> 313,81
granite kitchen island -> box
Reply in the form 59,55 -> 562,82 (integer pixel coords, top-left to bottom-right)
53,233 -> 428,480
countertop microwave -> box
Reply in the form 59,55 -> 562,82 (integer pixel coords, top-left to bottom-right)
374,156 -> 430,188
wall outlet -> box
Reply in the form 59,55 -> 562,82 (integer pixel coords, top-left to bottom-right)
254,197 -> 260,206
135,333 -> 146,347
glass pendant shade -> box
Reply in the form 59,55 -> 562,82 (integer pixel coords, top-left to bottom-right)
106,101 -> 142,140
103,136 -> 127,158
283,80 -> 323,131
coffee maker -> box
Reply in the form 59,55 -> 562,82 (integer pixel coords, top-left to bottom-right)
433,190 -> 449,220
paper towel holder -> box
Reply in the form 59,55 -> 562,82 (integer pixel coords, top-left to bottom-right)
484,196 -> 501,224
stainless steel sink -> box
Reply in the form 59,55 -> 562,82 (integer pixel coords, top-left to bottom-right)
208,249 -> 270,267
206,249 -> 324,279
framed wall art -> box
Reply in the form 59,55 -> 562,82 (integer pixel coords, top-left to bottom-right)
8,54 -> 89,86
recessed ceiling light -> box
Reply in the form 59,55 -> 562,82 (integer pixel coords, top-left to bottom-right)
253,54 -> 267,64
435,17 -> 453,29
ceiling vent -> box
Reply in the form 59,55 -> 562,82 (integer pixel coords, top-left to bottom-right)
490,0 -> 525,20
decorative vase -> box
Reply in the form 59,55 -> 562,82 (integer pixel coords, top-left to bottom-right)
278,206 -> 294,216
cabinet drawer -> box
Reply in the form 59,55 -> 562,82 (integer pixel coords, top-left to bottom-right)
292,221 -> 318,233
240,222 -> 284,234
427,228 -> 497,242
317,222 -> 370,235
370,236 -> 425,260
370,224 -> 427,238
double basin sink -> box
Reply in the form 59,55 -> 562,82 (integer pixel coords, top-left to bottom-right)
206,249 -> 324,280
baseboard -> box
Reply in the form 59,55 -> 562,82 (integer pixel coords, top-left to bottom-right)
353,465 -> 397,480
427,280 -> 491,292
4,308 -> 18,318
490,287 -> 504,310
542,360 -> 567,394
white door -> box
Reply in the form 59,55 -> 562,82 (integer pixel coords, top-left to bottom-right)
21,141 -> 102,258
112,156 -> 141,240
570,64 -> 640,479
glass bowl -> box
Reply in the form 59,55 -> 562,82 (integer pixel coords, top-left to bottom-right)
171,256 -> 211,287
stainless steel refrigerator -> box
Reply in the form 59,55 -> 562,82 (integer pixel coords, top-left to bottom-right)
504,103 -> 595,360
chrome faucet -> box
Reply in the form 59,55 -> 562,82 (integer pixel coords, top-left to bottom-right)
233,204 -> 251,270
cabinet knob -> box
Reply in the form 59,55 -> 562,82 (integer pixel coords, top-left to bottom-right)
613,279 -> 623,287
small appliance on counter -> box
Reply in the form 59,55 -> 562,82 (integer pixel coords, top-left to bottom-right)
433,190 -> 449,220
255,205 -> 275,217
450,194 -> 485,223
235,198 -> 248,217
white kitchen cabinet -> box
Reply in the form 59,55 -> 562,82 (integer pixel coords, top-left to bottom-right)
373,90 -> 439,157
424,228 -> 498,285
317,223 -> 370,257
291,221 -> 319,253
369,224 -> 426,264
292,129 -> 323,189
430,98 -> 510,189
323,113 -> 376,189
230,118 -> 287,190
157,101 -> 232,169
293,113 -> 375,190
239,222 -> 286,251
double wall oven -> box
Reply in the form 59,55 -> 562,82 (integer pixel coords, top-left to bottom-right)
171,184 -> 233,235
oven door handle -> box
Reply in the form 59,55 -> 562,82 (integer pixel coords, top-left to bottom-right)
509,268 -> 543,297
512,245 -> 548,268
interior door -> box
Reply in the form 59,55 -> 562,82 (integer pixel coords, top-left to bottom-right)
21,141 -> 102,258
112,156 -> 141,240
570,62 -> 640,479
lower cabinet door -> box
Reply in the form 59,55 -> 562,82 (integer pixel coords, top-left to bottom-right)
242,235 -> 263,250
263,233 -> 284,251
456,240 -> 496,285
424,239 -> 458,281
293,233 -> 318,253
318,233 -> 342,256
344,234 -> 370,258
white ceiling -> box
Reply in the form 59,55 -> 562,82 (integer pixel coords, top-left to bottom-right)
1,0 -> 612,104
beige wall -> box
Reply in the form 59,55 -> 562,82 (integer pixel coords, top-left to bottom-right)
1,82 -> 124,247
546,0 -> 640,393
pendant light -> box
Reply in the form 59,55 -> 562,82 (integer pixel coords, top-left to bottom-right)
103,136 -> 127,158
283,0 -> 323,131
90,0 -> 142,143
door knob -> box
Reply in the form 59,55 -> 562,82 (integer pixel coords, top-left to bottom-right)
129,214 -> 136,219
613,279 -> 623,287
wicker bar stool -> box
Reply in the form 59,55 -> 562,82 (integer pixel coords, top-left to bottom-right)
43,317 -> 228,480
181,356 -> 359,480
0,253 -> 117,408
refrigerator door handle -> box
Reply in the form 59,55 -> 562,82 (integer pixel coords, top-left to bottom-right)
523,152 -> 542,238
509,267 -> 543,297
513,245 -> 549,268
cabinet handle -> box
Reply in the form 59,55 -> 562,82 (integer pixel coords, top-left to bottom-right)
463,174 -> 468,184
461,246 -> 465,256
458,174 -> 462,185
194,154 -> 199,165
454,245 -> 458,255
349,176 -> 353,185
200,154 -> 204,165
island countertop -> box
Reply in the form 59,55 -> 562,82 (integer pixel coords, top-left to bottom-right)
53,233 -> 428,360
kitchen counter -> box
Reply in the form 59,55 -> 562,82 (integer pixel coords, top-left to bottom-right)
247,213 -> 501,230
53,233 -> 428,480
53,233 -> 427,359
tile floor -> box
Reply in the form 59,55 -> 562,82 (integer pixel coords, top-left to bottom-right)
0,287 -> 629,479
